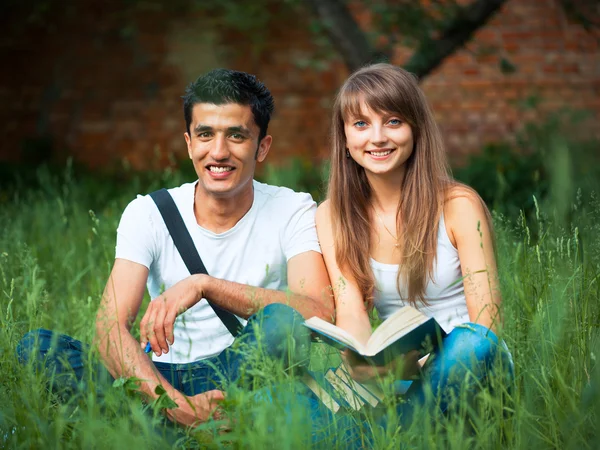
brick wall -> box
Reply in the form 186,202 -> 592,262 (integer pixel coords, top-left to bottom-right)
419,0 -> 600,159
1,0 -> 598,171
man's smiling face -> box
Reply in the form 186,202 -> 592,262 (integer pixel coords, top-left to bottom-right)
184,102 -> 272,199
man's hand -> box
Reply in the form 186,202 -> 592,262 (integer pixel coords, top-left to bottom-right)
140,274 -> 206,356
341,350 -> 422,383
166,390 -> 226,427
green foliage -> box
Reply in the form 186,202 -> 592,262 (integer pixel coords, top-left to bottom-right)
364,0 -> 461,49
151,385 -> 179,411
454,110 -> 600,223
1,159 -> 599,448
453,142 -> 547,219
258,157 -> 330,203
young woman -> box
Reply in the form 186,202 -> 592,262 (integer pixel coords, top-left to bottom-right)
316,63 -> 513,421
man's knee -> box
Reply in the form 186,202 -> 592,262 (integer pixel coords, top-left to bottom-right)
255,303 -> 307,339
16,328 -> 88,377
260,303 -> 303,326
248,303 -> 310,363
16,328 -> 53,365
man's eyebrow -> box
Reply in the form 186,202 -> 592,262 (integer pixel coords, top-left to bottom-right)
193,124 -> 212,133
226,126 -> 251,135
193,124 -> 251,135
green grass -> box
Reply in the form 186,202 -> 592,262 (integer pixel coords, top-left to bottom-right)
0,162 -> 599,449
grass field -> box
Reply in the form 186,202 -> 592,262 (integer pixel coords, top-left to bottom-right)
0,163 -> 599,449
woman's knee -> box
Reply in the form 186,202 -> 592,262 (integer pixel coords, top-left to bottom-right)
435,323 -> 513,382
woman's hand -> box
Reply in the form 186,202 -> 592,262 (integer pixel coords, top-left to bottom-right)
140,274 -> 206,356
341,349 -> 422,383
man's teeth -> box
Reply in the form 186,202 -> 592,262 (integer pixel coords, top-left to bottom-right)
370,150 -> 392,157
209,166 -> 233,173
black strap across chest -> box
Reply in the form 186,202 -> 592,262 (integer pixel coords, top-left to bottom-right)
149,188 -> 243,337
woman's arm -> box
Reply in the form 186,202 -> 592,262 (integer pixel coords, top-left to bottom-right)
316,200 -> 372,345
316,200 -> 423,381
445,186 -> 502,331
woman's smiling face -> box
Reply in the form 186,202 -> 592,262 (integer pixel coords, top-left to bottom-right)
344,99 -> 414,180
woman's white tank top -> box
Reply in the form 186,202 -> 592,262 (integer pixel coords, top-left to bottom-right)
371,214 -> 469,333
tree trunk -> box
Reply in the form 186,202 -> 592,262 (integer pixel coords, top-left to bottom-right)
303,0 -> 379,72
307,0 -> 507,81
405,0 -> 507,79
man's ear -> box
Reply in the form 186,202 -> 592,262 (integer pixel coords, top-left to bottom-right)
184,132 -> 192,159
255,135 -> 272,162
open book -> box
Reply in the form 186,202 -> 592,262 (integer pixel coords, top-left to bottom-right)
304,305 -> 446,365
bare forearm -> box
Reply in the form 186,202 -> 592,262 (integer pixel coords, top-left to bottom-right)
201,275 -> 334,321
334,310 -> 373,346
465,273 -> 503,332
94,320 -> 180,401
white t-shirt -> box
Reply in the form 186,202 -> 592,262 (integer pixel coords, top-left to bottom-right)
115,180 -> 321,364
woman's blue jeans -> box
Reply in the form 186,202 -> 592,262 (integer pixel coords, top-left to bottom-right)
265,322 -> 515,448
389,322 -> 514,426
16,303 -> 311,398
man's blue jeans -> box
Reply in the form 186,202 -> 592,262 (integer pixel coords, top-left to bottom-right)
16,303 -> 310,398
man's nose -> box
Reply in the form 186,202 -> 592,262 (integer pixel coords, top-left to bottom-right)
210,135 -> 230,160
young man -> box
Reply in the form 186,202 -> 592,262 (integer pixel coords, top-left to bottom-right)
18,69 -> 333,428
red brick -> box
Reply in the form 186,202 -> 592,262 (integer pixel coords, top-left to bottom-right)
1,0 -> 600,169
543,64 -> 560,74
463,68 -> 480,76
503,42 -> 520,53
502,31 -> 536,41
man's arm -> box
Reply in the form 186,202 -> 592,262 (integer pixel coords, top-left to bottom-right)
95,259 -> 224,426
140,250 -> 334,356
204,250 -> 334,319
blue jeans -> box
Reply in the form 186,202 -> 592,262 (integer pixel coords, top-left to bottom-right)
387,322 -> 514,427
263,322 -> 514,448
16,303 -> 310,398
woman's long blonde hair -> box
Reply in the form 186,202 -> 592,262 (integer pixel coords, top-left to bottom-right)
328,63 -> 455,308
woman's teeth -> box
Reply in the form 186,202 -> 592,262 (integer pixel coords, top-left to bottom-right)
369,150 -> 392,157
209,166 -> 233,173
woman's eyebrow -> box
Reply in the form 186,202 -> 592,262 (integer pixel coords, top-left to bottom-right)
344,112 -> 367,120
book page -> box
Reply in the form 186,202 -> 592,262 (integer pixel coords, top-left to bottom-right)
365,306 -> 427,354
334,366 -> 381,407
304,317 -> 367,354
370,316 -> 425,352
302,374 -> 340,414
325,369 -> 365,410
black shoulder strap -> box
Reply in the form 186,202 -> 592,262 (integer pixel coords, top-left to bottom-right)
149,188 -> 243,337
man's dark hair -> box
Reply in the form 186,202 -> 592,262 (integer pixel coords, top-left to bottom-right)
183,69 -> 275,142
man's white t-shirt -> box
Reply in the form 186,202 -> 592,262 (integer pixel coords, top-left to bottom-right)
115,180 -> 321,364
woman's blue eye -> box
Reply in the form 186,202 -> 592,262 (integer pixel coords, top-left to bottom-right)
354,120 -> 367,127
389,119 -> 401,125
